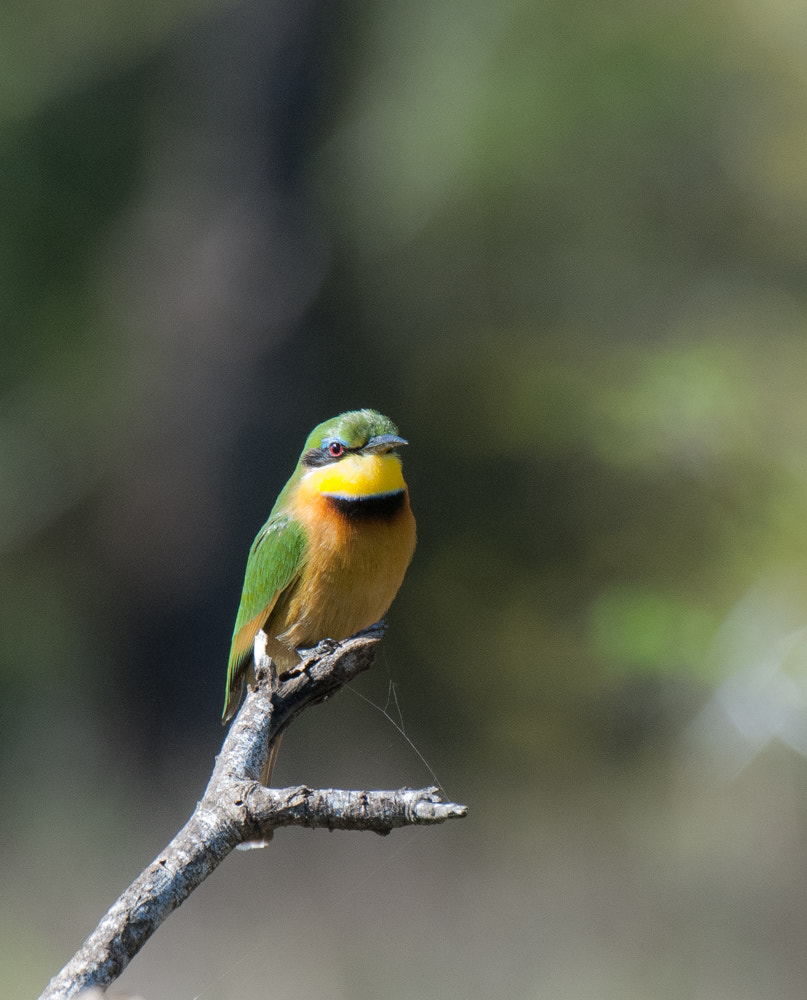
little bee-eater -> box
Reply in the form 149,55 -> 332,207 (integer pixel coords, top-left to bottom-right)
223,409 -> 416,797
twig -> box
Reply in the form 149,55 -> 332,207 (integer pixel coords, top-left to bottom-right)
38,625 -> 467,1000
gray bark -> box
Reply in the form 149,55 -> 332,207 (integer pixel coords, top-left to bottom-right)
39,624 -> 467,999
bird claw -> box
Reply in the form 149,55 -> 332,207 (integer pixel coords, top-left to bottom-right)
296,637 -> 339,661
295,621 -> 387,664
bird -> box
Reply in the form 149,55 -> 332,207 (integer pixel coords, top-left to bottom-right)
222,409 -> 416,838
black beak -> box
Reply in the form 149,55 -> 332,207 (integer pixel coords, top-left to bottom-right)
363,433 -> 408,454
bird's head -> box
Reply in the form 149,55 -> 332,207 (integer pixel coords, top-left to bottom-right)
292,409 -> 409,501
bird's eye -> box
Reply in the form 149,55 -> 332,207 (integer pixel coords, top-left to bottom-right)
328,441 -> 344,458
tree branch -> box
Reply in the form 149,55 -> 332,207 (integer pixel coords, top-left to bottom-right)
39,625 -> 467,1000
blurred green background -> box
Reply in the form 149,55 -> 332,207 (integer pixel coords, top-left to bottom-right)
7,1 -> 807,997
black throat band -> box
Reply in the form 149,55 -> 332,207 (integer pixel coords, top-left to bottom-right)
325,489 -> 406,520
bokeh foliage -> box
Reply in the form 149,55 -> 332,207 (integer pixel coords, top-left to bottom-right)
6,1 -> 807,997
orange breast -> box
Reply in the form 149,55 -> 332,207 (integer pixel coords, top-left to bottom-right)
266,486 -> 416,663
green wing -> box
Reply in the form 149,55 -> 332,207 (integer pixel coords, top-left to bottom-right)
222,512 -> 307,722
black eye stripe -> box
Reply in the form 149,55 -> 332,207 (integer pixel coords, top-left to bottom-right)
302,448 -> 330,468
301,442 -> 361,468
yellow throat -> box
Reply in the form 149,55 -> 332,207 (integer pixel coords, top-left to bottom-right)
302,452 -> 406,499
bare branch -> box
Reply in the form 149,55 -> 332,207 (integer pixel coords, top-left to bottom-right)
248,784 -> 468,834
38,626 -> 467,1000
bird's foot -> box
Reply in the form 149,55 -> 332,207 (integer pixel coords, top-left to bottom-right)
295,636 -> 340,664
295,620 -> 387,666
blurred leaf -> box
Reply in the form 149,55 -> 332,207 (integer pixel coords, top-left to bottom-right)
588,584 -> 717,676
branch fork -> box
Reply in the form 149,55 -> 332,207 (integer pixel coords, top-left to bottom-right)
39,624 -> 467,1000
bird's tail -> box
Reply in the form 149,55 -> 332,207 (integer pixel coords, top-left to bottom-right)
236,734 -> 283,850
260,734 -> 283,787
